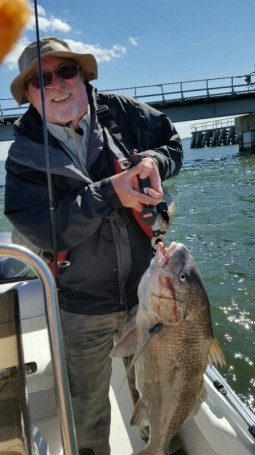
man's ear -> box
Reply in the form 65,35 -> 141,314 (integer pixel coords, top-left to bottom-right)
24,90 -> 33,106
24,90 -> 30,101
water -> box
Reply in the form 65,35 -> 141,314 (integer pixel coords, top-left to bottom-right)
165,139 -> 255,413
0,139 -> 254,413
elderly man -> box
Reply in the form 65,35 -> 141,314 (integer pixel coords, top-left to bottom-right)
5,36 -> 183,455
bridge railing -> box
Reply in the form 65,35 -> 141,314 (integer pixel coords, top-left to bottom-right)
0,98 -> 27,123
190,116 -> 236,132
103,74 -> 255,103
0,73 -> 254,122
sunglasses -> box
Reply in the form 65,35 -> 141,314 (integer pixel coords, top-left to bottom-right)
25,62 -> 80,89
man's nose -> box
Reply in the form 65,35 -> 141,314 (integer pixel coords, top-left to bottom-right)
47,72 -> 66,88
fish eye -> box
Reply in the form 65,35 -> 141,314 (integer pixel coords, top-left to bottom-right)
179,272 -> 188,282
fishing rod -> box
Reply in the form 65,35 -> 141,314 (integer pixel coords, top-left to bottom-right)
31,5 -> 79,453
33,0 -> 59,282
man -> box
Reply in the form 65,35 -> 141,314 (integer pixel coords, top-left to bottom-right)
5,36 -> 183,455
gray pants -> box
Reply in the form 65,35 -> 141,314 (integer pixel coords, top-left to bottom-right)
60,308 -> 138,455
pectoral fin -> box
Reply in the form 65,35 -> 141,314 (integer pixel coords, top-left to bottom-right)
207,338 -> 226,367
128,322 -> 163,371
110,316 -> 138,358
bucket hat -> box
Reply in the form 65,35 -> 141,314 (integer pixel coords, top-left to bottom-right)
10,36 -> 98,105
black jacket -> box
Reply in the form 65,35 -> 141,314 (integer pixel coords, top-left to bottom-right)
5,84 -> 183,314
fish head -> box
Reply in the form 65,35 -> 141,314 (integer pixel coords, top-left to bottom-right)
138,241 -> 212,327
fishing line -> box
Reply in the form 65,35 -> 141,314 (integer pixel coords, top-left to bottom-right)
33,0 -> 59,283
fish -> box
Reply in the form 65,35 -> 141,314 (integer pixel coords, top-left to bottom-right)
111,241 -> 226,455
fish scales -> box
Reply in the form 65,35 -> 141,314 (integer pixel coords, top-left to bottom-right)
111,241 -> 225,455
134,322 -> 210,454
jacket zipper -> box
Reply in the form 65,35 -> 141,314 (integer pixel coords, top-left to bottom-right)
110,216 -> 128,310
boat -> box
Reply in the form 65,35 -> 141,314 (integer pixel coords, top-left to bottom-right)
0,236 -> 254,455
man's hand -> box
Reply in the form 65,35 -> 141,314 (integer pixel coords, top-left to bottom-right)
110,156 -> 163,212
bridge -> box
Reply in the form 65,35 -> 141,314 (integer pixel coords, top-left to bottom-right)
104,73 -> 255,122
190,117 -> 238,148
1,72 -> 255,141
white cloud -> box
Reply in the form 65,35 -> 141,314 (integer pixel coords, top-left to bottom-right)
129,36 -> 139,46
65,40 -> 126,63
36,5 -> 47,16
39,16 -> 71,32
26,4 -> 71,32
3,37 -> 31,69
2,5 -> 126,68
3,38 -> 126,69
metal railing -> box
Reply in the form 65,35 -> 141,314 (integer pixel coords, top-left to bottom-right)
190,116 -> 236,132
0,244 -> 79,455
0,73 -> 255,122
102,74 -> 255,103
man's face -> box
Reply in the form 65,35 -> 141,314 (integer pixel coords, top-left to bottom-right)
24,56 -> 89,128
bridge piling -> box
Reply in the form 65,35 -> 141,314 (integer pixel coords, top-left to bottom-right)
190,118 -> 239,149
235,113 -> 255,153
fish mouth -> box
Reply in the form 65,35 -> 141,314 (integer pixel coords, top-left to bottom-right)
156,240 -> 179,266
155,242 -> 178,312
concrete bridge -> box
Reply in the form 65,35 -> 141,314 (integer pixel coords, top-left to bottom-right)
1,72 -> 255,140
190,117 -> 238,148
107,73 -> 255,122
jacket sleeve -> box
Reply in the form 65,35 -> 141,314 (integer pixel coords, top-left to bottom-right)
4,158 -> 120,252
106,93 -> 183,180
140,113 -> 183,180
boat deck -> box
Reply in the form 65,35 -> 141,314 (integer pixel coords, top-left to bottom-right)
110,358 -> 144,454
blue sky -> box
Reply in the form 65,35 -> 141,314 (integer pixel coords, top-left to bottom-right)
1,0 -> 255,137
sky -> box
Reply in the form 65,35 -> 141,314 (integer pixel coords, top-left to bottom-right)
1,0 -> 255,138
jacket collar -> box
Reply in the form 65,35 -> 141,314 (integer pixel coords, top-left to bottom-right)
9,84 -> 103,183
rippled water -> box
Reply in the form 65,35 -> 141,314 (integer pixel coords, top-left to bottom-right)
165,139 -> 255,412
0,138 -> 254,412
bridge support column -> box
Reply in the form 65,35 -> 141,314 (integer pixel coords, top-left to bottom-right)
235,114 -> 255,154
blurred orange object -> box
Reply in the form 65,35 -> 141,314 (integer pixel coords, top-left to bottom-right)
0,0 -> 31,63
